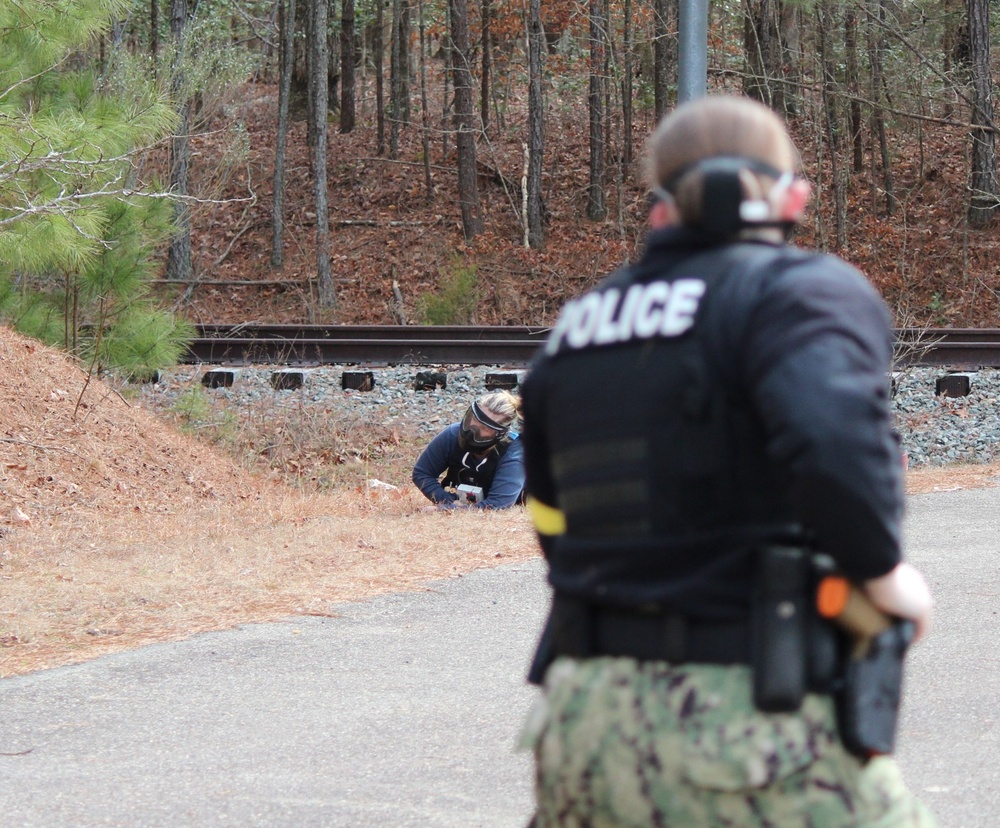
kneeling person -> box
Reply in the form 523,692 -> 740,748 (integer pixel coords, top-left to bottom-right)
412,390 -> 525,509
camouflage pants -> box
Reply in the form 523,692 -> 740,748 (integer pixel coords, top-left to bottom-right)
519,657 -> 937,828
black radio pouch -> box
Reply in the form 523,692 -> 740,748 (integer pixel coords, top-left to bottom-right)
751,545 -> 810,712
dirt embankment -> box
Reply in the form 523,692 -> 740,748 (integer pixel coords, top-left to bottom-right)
0,326 -> 537,677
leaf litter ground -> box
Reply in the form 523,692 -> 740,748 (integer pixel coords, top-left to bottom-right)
0,326 -> 537,677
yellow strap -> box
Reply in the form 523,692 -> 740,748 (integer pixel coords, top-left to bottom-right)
527,496 -> 566,536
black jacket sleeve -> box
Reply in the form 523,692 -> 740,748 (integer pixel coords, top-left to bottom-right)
740,255 -> 904,581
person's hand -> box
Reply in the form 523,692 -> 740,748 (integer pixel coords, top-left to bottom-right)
862,562 -> 934,642
420,502 -> 462,513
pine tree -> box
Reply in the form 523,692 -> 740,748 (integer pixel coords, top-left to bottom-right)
0,0 -> 187,377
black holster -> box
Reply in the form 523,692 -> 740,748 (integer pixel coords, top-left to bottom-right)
751,546 -> 913,759
836,619 -> 915,758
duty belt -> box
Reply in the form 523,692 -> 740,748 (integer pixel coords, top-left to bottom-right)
549,594 -> 751,665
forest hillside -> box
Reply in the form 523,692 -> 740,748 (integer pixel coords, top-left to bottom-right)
160,75 -> 998,331
3,0 -> 1000,345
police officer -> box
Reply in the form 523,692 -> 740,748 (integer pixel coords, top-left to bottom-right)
412,390 -> 525,509
519,96 -> 935,826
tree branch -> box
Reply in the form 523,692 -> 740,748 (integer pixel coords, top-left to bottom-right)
0,438 -> 87,461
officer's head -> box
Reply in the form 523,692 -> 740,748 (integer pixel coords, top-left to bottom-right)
646,95 -> 810,241
458,390 -> 521,452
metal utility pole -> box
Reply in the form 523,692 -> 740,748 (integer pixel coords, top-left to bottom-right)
677,0 -> 707,103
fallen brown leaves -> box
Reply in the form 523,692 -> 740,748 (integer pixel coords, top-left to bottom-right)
0,325 -> 538,677
174,82 -> 1000,332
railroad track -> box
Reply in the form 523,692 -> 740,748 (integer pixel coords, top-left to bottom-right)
182,325 -> 1000,368
893,328 -> 1000,368
185,325 -> 549,366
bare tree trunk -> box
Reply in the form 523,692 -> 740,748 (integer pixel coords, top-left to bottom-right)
305,0 -> 316,151
272,0 -> 296,268
745,0 -> 796,114
375,0 -> 385,154
818,0 -> 846,250
358,12 -> 367,114
868,0 -> 896,216
527,0 -> 544,248
328,18 -> 341,116
449,0 -> 483,238
340,0 -> 356,132
418,0 -> 433,201
310,0 -> 334,308
622,0 -> 633,170
743,0 -> 781,109
778,2 -> 800,115
480,0 -> 491,133
390,0 -> 403,157
441,2 -> 452,162
603,7 -> 611,174
167,0 -> 192,284
845,7 -> 864,174
653,0 -> 671,119
399,0 -> 411,122
587,0 -> 606,221
967,0 -> 998,227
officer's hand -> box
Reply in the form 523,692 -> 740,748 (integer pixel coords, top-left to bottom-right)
863,562 -> 934,642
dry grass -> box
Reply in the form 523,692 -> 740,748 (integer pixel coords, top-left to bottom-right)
0,487 -> 537,677
0,326 -> 537,677
2,325 -> 995,678
905,463 -> 1000,495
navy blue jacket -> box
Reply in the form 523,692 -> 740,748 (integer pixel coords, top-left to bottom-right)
412,423 -> 525,509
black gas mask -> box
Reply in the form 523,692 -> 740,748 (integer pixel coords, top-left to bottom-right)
458,401 -> 510,452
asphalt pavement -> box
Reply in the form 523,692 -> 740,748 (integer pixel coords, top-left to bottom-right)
1,485 -> 998,827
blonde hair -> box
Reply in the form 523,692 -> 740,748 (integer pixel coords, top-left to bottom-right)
476,390 -> 522,427
646,95 -> 799,229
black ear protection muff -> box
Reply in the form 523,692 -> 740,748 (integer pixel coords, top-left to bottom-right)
657,156 -> 797,240
700,160 -> 747,238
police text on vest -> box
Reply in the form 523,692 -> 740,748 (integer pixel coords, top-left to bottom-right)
545,279 -> 706,355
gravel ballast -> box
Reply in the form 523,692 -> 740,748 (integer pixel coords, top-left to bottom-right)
133,364 -> 999,469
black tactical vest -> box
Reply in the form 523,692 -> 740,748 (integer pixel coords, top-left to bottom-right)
539,241 -> 814,612
440,439 -> 512,496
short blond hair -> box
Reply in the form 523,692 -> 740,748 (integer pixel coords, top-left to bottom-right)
477,390 -> 521,427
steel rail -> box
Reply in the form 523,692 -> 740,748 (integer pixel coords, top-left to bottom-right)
181,325 -> 1000,368
193,324 -> 549,341
183,325 -> 549,365
893,328 -> 1000,368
